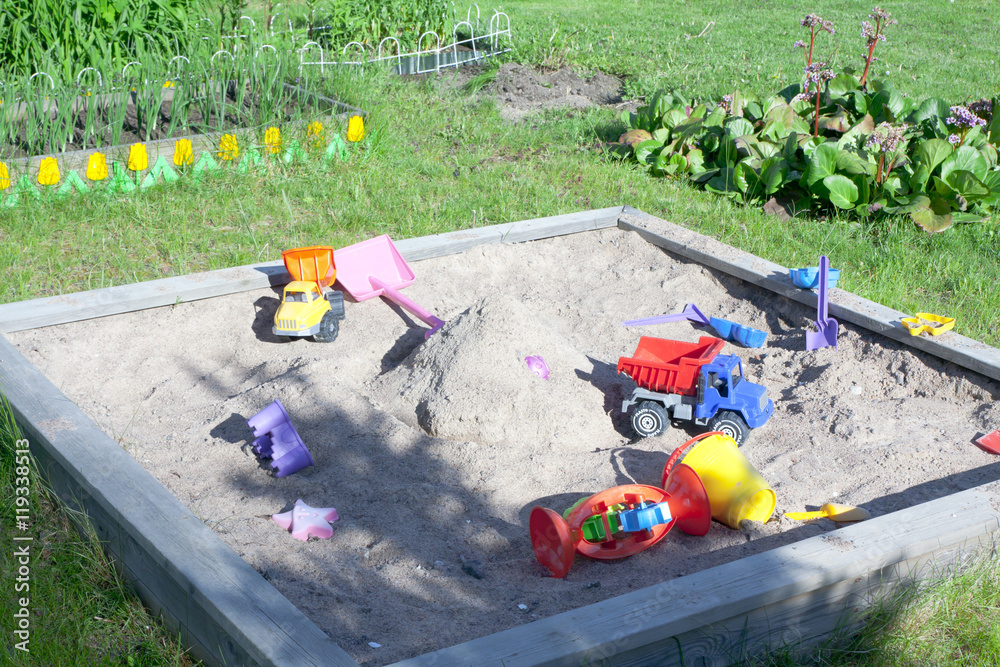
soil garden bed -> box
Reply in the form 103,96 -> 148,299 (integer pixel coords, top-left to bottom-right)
0,84 -> 362,204
5,209 -> 1000,665
2,83 -> 324,160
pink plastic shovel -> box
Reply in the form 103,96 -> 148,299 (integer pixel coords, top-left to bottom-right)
334,235 -> 445,338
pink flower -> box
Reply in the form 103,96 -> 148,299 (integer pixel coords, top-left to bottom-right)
969,98 -> 994,122
804,62 -> 835,84
947,105 -> 987,129
865,122 -> 908,153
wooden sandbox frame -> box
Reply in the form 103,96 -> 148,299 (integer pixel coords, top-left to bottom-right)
1,205 -> 998,666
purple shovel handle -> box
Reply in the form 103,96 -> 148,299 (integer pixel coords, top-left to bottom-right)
623,303 -> 710,327
817,256 -> 829,323
805,255 -> 839,350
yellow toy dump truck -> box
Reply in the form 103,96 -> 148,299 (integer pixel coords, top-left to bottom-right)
273,246 -> 345,342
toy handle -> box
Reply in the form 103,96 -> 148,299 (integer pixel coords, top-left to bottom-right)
369,276 -> 445,336
661,431 -> 723,488
817,255 -> 829,321
622,312 -> 691,327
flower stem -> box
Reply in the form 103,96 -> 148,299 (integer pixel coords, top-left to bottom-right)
859,17 -> 882,90
804,29 -> 816,93
859,42 -> 877,89
814,87 -> 822,137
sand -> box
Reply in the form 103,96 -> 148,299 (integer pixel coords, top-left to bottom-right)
10,221 -> 1000,665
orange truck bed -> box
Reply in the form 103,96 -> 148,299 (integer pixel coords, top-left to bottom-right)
616,336 -> 724,396
282,246 -> 336,287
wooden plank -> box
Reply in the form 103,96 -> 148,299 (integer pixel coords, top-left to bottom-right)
0,263 -> 288,333
0,332 -> 358,667
0,207 -> 623,333
606,534 -> 998,667
395,206 -> 623,261
618,206 -> 1000,384
389,483 -> 999,666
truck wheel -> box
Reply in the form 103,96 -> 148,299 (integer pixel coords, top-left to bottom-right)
313,312 -> 340,343
631,401 -> 668,438
709,410 -> 750,446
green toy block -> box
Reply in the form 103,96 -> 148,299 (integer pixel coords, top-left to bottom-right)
106,162 -> 137,194
324,134 -> 349,162
141,156 -> 180,188
57,170 -> 89,195
238,147 -> 264,173
282,139 -> 306,164
581,515 -> 608,542
192,151 -> 219,179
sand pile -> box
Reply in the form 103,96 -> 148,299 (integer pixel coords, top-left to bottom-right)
367,292 -> 617,448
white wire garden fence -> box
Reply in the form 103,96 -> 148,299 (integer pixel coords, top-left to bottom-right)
293,6 -> 512,75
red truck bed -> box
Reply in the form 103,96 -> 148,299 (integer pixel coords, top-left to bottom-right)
616,336 -> 724,396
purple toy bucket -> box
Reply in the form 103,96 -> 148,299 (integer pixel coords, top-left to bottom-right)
271,446 -> 315,478
248,399 -> 290,437
247,400 -> 314,477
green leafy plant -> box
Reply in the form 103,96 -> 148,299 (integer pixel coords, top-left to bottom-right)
0,23 -> 312,161
223,0 -> 249,40
609,7 -> 1000,234
292,0 -> 455,54
0,0 -> 206,82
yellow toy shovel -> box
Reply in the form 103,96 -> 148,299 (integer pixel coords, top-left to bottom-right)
785,503 -> 870,522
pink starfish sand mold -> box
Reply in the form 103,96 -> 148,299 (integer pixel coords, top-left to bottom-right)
272,499 -> 339,541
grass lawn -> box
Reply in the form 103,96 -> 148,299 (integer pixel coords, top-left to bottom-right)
1,0 -> 999,664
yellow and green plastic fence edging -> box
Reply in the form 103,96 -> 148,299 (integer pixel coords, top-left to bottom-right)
0,121 -> 362,208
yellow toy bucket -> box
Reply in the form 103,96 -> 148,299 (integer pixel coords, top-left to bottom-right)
662,432 -> 776,529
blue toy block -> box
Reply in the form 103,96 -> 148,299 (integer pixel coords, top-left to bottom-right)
617,501 -> 673,533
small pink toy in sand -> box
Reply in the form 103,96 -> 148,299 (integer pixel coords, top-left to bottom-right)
525,355 -> 550,379
272,499 -> 339,541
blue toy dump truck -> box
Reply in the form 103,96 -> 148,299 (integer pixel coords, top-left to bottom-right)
617,336 -> 773,446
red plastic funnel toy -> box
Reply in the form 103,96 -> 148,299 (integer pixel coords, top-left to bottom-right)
974,430 -> 1000,455
662,463 -> 712,536
530,484 -> 689,578
528,507 -> 575,578
565,486 -> 672,561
